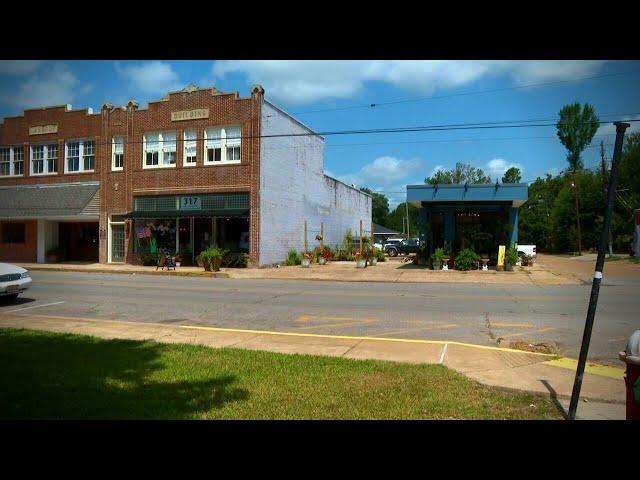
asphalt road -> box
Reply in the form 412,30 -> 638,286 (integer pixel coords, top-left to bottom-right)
1,270 -> 638,365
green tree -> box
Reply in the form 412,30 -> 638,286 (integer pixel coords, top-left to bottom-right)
519,174 -> 564,251
501,167 -> 522,183
425,162 -> 492,184
386,202 -> 419,237
360,187 -> 390,226
556,103 -> 600,172
611,132 -> 640,251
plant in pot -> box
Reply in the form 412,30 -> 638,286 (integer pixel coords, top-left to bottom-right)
504,246 -> 519,272
441,243 -> 452,270
199,247 -> 228,272
301,251 -> 312,267
174,252 -> 183,268
45,246 -> 66,263
430,247 -> 446,270
354,250 -> 366,268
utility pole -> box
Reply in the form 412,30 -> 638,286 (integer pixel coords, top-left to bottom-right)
405,201 -> 410,238
601,141 -> 613,256
572,172 -> 582,256
568,122 -> 630,420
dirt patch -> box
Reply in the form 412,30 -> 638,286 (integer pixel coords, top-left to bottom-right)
507,340 -> 559,355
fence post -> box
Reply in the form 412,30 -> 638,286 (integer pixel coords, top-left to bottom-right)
304,220 -> 308,253
320,222 -> 324,249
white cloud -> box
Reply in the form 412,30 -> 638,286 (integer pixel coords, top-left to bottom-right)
210,60 -> 607,105
0,63 -> 92,111
115,61 -> 181,95
484,158 -> 524,181
0,61 -> 42,76
332,156 -> 425,208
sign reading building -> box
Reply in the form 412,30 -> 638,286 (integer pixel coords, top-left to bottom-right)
29,124 -> 58,135
171,109 -> 209,122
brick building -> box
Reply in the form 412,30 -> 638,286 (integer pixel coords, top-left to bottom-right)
0,85 -> 371,266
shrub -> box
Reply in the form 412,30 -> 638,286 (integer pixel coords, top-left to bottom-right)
455,248 -> 479,271
375,248 -> 386,262
313,245 -> 333,261
222,252 -> 248,268
343,229 -> 354,246
140,253 -> 157,266
286,249 -> 301,266
505,246 -> 519,266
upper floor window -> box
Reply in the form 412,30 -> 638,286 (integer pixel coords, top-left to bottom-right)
0,146 -> 24,177
204,126 -> 241,165
65,139 -> 94,173
144,131 -> 176,169
30,143 -> 57,176
112,136 -> 124,171
184,129 -> 197,166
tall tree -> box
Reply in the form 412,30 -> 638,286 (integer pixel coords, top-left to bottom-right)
386,202 -> 419,237
556,102 -> 599,255
360,187 -> 390,226
501,167 -> 522,183
425,162 -> 491,184
556,102 -> 600,172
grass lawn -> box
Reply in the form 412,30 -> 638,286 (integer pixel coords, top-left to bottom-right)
0,328 -> 562,420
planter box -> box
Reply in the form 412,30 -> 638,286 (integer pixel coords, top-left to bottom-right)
301,258 -> 311,268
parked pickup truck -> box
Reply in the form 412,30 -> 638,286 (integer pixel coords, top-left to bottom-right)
517,244 -> 536,259
386,238 -> 420,257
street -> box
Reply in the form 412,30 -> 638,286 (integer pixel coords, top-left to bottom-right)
1,270 -> 638,365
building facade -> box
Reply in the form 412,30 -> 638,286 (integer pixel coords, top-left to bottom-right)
0,85 -> 371,266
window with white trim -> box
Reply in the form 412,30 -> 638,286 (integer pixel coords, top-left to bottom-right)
112,136 -> 124,170
183,129 -> 197,166
5,146 -> 25,176
143,131 -> 176,168
64,139 -> 94,173
30,144 -> 58,175
204,126 -> 241,164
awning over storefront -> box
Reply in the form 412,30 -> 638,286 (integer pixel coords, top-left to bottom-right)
0,182 -> 100,218
124,209 -> 249,219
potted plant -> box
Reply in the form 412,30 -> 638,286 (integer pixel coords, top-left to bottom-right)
430,248 -> 446,270
301,251 -> 312,267
174,252 -> 183,268
354,251 -> 366,268
504,246 -> 519,272
441,243 -> 451,270
199,247 -> 228,272
46,246 -> 66,263
196,254 -> 204,268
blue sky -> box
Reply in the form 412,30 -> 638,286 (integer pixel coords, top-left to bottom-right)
1,60 -> 639,207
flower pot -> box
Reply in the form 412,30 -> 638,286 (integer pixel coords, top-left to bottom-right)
505,264 -> 514,272
176,262 -> 181,268
356,259 -> 366,268
212,259 -> 222,272
370,258 -> 377,266
301,258 -> 311,267
442,258 -> 450,271
318,256 -> 326,265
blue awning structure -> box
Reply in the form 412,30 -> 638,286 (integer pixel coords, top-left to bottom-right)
407,183 -> 528,208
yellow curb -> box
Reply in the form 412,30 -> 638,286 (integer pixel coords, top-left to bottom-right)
543,357 -> 624,380
179,324 -> 557,357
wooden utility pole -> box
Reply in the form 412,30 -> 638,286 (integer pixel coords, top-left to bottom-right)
572,172 -> 582,256
320,222 -> 324,249
359,219 -> 363,253
405,201 -> 410,238
304,220 -> 308,253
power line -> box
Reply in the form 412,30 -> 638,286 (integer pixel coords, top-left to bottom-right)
287,69 -> 640,116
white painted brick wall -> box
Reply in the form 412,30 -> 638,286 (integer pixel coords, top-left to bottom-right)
259,101 -> 371,266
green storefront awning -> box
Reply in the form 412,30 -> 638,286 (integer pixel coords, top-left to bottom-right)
124,209 -> 249,219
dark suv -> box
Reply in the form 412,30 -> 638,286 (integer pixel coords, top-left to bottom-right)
386,238 -> 420,257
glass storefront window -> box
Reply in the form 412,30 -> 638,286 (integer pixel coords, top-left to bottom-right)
133,219 -> 176,254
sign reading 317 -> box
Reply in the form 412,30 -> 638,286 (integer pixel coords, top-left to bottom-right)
180,196 -> 201,210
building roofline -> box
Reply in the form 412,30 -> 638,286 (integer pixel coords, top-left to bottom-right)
407,183 -> 528,189
324,173 -> 371,198
264,100 -> 324,140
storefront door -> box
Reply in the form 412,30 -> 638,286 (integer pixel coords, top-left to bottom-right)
111,224 -> 125,262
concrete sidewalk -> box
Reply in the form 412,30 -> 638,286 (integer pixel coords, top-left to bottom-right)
15,258 -> 578,285
0,313 -> 625,420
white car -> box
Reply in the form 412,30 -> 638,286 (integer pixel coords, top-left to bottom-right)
373,242 -> 384,250
0,263 -> 32,301
517,245 -> 537,258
